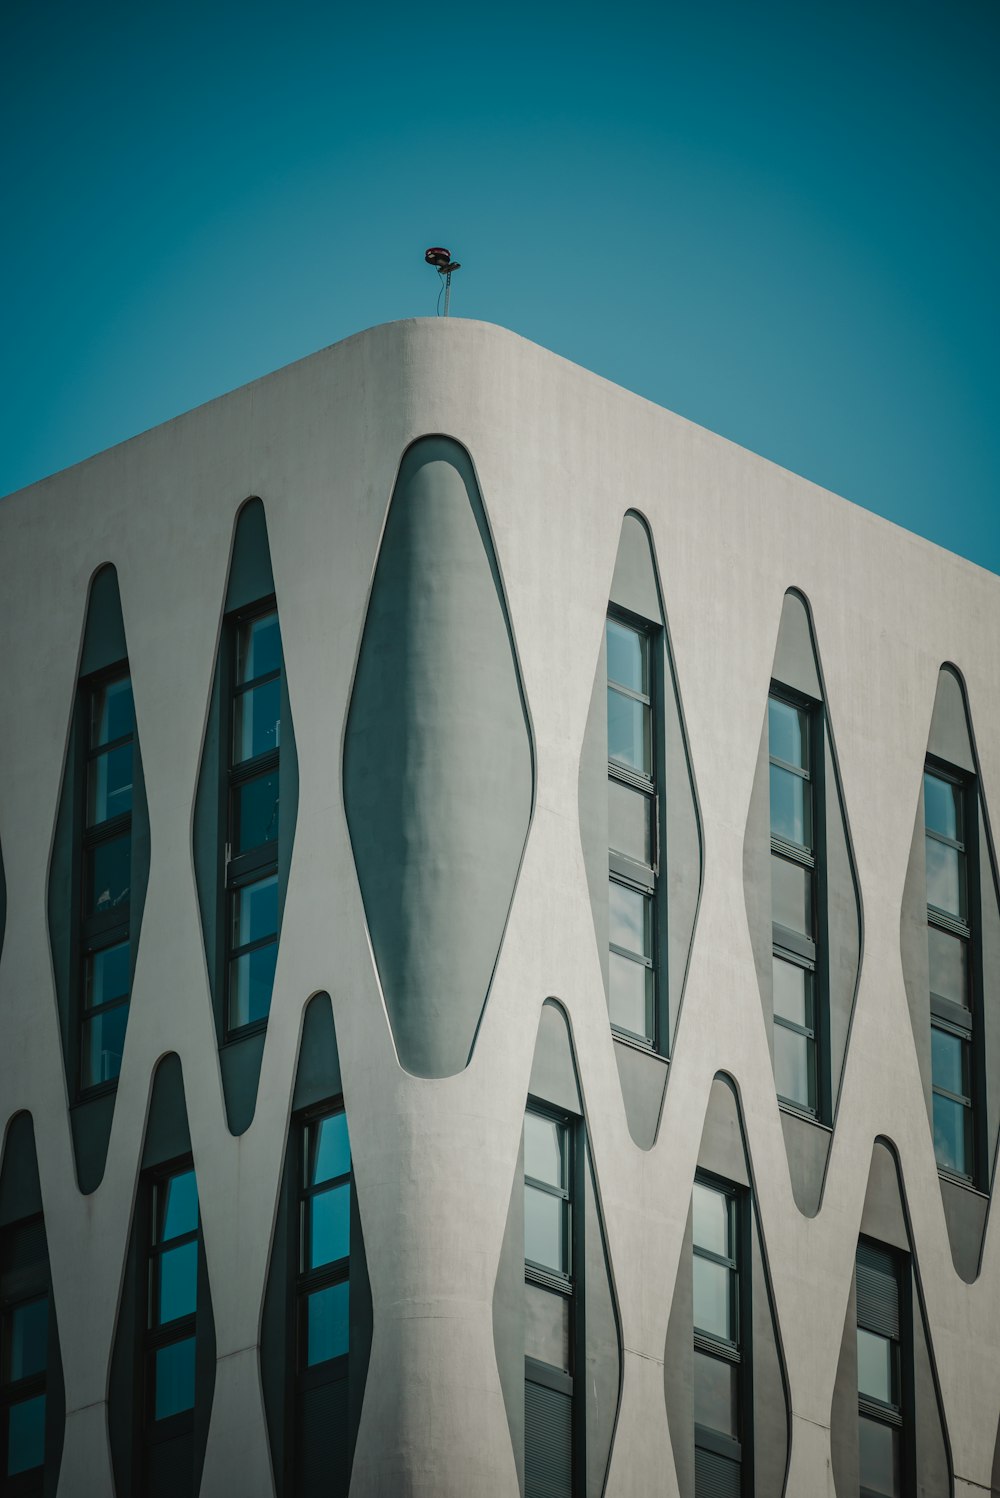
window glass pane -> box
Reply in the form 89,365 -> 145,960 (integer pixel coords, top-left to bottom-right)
772,956 -> 811,1028
771,855 -> 813,937
607,689 -> 651,775
769,762 -> 810,847
693,1349 -> 738,1437
857,1327 -> 894,1404
232,875 -> 278,949
161,1170 -> 199,1241
154,1337 -> 196,1420
775,1023 -> 814,1110
238,611 -> 281,684
925,835 -> 965,918
858,1415 -> 900,1496
608,950 -> 654,1040
928,926 -> 969,1008
8,1298 -> 48,1381
234,676 -> 281,764
234,771 -> 280,853
307,1279 -> 349,1365
769,696 -> 807,768
6,1393 -> 46,1475
608,778 -> 653,865
87,742 -> 133,825
85,940 -> 130,1012
933,1090 -> 971,1177
157,1240 -> 198,1324
924,772 -> 961,841
310,1112 -> 351,1185
692,1183 -> 729,1257
606,618 -> 646,694
524,1281 -> 571,1372
524,1114 -> 563,1189
524,1184 -> 566,1273
229,940 -> 278,1029
693,1256 -> 732,1340
609,880 -> 651,957
85,833 -> 131,917
81,1003 -> 128,1088
931,1025 -> 969,1098
309,1182 -> 351,1268
93,676 -> 134,747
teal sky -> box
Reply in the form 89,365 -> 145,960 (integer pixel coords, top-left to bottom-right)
2,1 -> 997,572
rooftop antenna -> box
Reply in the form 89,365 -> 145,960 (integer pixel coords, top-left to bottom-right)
425,246 -> 461,316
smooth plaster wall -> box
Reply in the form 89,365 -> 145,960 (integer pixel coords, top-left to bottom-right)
1,319 -> 1000,1495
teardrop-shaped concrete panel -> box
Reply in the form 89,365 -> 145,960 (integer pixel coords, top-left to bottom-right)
344,437 -> 533,1078
742,589 -> 862,1214
579,510 -> 702,1148
665,1076 -> 790,1497
900,664 -> 1000,1279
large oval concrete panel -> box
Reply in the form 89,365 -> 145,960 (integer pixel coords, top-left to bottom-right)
344,437 -> 533,1077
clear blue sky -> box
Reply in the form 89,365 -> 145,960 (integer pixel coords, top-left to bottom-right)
2,1 -> 997,572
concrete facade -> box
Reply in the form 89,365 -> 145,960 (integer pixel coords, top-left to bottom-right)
1,316 -> 999,1495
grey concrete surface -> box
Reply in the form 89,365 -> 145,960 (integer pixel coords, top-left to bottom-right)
0,318 -> 999,1495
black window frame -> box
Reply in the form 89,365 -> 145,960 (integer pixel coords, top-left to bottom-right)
141,1158 -> 202,1447
924,758 -> 981,1187
856,1238 -> 912,1498
223,596 -> 282,1042
606,606 -> 663,1053
692,1173 -> 750,1489
768,684 -> 827,1121
0,1216 -> 49,1495
295,1099 -> 352,1394
75,660 -> 135,1101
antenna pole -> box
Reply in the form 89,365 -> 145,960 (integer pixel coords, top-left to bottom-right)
443,270 -> 453,317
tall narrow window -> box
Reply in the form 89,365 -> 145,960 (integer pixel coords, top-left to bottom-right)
924,766 -> 976,1181
607,613 -> 658,1047
524,1106 -> 576,1498
79,670 -> 134,1092
856,1240 -> 907,1498
226,606 -> 282,1035
293,1104 -> 352,1494
692,1178 -> 745,1495
1,1219 -> 49,1489
768,691 -> 819,1115
144,1166 -> 200,1431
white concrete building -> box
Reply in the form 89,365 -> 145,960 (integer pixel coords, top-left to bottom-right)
1,318 -> 999,1498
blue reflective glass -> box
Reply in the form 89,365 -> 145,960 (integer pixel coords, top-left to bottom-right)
238,612 -> 281,684
85,940 -> 130,1010
93,676 -> 134,746
924,773 -> 961,841
6,1394 -> 45,1475
933,1090 -> 971,1176
88,741 -> 133,825
85,833 -> 131,916
8,1299 -> 47,1380
157,1241 -> 198,1324
154,1337 -> 196,1420
234,676 -> 281,763
607,689 -> 650,774
768,696 -> 806,769
232,876 -> 278,948
235,772 -> 279,852
311,1112 -> 350,1185
229,940 -> 278,1028
309,1183 -> 350,1269
161,1170 -> 199,1241
605,618 -> 646,694
769,762 -> 809,847
82,1002 -> 128,1087
307,1280 -> 349,1365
